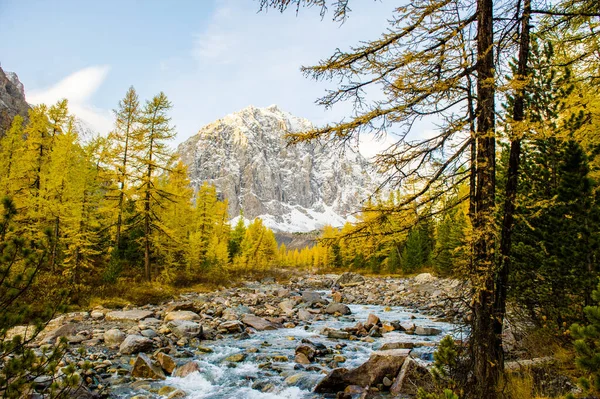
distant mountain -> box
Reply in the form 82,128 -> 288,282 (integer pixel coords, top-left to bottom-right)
0,67 -> 29,135
177,105 -> 376,232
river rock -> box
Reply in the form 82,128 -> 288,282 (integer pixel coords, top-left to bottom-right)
302,291 -> 328,306
167,390 -> 186,399
295,343 -> 317,361
225,353 -> 246,362
332,292 -> 343,303
164,310 -> 201,322
241,315 -> 277,331
325,303 -> 351,315
167,320 -> 202,338
173,361 -> 202,377
42,323 -> 78,344
335,272 -> 365,287
323,328 -> 350,340
119,335 -> 153,355
106,310 -> 153,322
104,329 -> 126,347
156,352 -> 177,374
380,342 -> 415,350
414,326 -> 442,336
219,320 -> 244,333
279,300 -> 295,314
90,310 -> 105,320
314,349 -> 410,393
295,352 -> 311,364
297,309 -> 314,321
390,357 -> 434,395
131,353 -> 165,380
364,314 -> 381,330
413,273 -> 436,284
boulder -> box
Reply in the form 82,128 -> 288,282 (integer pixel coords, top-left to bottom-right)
164,310 -> 201,322
413,273 -> 436,284
335,272 -> 365,288
324,328 -> 350,340
279,300 -> 295,314
380,342 -> 415,350
295,352 -> 311,364
119,335 -> 153,355
241,315 -> 277,331
302,291 -> 328,306
131,353 -> 165,380
42,323 -> 78,344
295,343 -> 318,361
332,292 -> 343,303
414,326 -> 442,336
219,320 -> 244,333
167,320 -> 202,338
156,352 -> 177,374
173,361 -> 202,378
364,314 -> 381,330
225,353 -> 246,362
325,303 -> 351,315
106,310 -> 153,322
103,328 -> 126,348
314,349 -> 410,393
390,357 -> 434,396
297,309 -> 314,321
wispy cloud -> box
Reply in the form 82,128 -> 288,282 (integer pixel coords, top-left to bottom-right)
28,65 -> 112,135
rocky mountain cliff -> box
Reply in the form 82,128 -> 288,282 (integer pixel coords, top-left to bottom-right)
177,105 -> 375,232
0,66 -> 29,135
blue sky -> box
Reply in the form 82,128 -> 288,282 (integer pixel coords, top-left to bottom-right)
0,0 -> 406,154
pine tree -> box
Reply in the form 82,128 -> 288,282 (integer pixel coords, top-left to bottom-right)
107,87 -> 142,252
135,92 -> 176,281
228,212 -> 246,261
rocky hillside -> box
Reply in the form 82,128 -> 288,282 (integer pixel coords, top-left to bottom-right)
0,66 -> 29,135
177,105 -> 376,232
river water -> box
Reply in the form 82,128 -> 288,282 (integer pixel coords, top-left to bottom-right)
116,292 -> 464,399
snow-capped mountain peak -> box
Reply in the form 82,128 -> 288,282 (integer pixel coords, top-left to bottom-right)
177,105 -> 375,232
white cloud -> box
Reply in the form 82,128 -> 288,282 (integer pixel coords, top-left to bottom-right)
28,65 -> 112,135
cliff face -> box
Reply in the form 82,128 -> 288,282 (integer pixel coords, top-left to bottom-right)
0,67 -> 29,135
177,105 -> 375,232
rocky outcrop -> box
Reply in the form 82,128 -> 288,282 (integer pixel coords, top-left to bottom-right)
0,67 -> 29,135
314,349 -> 410,393
177,105 -> 376,232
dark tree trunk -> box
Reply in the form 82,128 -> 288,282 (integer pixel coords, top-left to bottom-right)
495,0 -> 531,373
471,0 -> 498,396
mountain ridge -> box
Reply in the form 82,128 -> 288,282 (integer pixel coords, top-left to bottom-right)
177,105 -> 375,232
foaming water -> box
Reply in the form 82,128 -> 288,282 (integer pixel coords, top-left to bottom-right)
119,292 -> 464,398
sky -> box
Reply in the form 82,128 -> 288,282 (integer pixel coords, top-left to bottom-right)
0,0 -> 410,157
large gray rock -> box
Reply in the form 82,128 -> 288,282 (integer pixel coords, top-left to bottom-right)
103,328 -> 126,347
42,323 -> 78,344
119,335 -> 153,355
164,310 -> 201,322
167,320 -> 202,338
177,105 -> 376,232
105,310 -> 154,322
325,303 -> 351,315
131,353 -> 165,380
241,315 -> 277,331
302,291 -> 328,306
173,361 -> 202,378
335,272 -> 365,287
414,326 -> 442,336
390,357 -> 434,396
314,349 -> 410,393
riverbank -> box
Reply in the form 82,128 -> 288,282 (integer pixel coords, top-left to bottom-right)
9,273 -> 470,398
